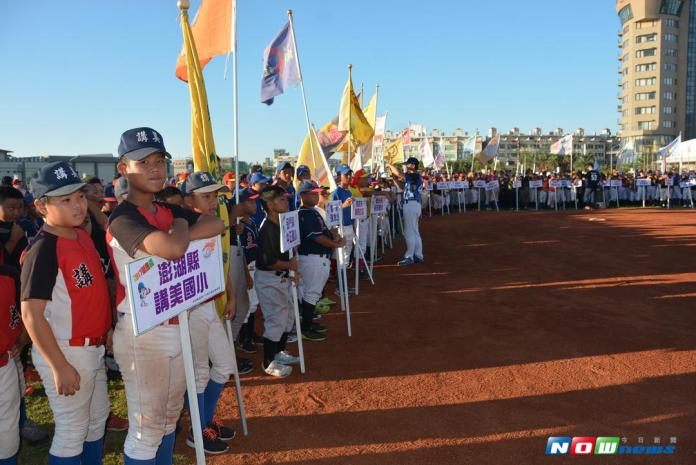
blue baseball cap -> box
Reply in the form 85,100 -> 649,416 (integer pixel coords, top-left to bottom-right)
181,171 -> 229,195
249,172 -> 269,186
296,165 -> 310,178
31,161 -> 86,198
336,164 -> 352,176
275,161 -> 294,174
118,127 -> 171,161
297,180 -> 327,194
231,188 -> 260,205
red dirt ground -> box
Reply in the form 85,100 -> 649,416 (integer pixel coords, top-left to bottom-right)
179,208 -> 696,465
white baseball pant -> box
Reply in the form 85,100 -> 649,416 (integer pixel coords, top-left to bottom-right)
113,314 -> 185,460
254,270 -> 294,342
32,344 -> 108,458
0,356 -> 20,460
244,261 -> 258,323
403,201 -> 423,259
189,301 -> 235,393
298,255 -> 331,305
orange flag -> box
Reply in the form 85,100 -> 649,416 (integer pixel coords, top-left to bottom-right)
175,0 -> 234,82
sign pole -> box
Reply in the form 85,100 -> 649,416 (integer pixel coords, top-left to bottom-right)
515,186 -> 519,211
224,320 -> 248,435
179,311 -> 207,465
354,219 -> 360,295
287,248 -> 306,373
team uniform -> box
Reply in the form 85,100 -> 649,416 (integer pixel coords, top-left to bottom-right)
21,228 -> 112,463
234,218 -> 260,347
584,170 -> 600,206
107,201 -> 199,463
331,186 -> 354,267
402,172 -> 424,262
0,266 -> 21,465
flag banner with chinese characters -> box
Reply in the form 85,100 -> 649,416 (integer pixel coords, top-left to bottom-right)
337,75 -> 374,145
478,134 -> 500,163
260,21 -> 301,105
176,0 -> 234,82
550,134 -> 574,156
125,236 -> 225,336
179,4 -> 231,317
295,127 -> 338,191
384,138 -> 404,164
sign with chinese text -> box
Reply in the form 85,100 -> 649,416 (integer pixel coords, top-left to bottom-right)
279,210 -> 300,253
351,198 -> 368,219
125,236 -> 224,336
327,200 -> 342,227
371,195 -> 388,214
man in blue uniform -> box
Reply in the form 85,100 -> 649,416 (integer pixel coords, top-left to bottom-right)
388,157 -> 423,266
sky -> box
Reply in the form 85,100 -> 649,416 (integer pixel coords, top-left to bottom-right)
0,0 -> 620,164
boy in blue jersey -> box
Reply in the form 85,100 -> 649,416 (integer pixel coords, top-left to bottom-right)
388,158 -> 423,265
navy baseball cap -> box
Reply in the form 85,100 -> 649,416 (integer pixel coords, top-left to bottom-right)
296,165 -> 310,177
231,188 -> 260,205
249,172 -> 269,186
181,171 -> 229,195
405,157 -> 419,168
31,161 -> 86,198
336,164 -> 352,176
103,185 -> 117,202
275,161 -> 294,174
114,177 -> 129,198
298,180 -> 327,194
118,127 -> 171,161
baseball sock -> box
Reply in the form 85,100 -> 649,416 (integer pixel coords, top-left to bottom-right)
124,454 -> 155,464
154,432 -> 175,465
238,321 -> 249,345
203,380 -> 225,426
0,456 -> 17,465
80,437 -> 104,465
47,454 -> 80,465
300,302 -> 315,333
278,332 -> 289,352
183,392 -> 207,437
18,399 -> 26,428
263,338 -> 276,368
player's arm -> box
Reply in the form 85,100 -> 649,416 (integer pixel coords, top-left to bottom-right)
223,271 -> 236,320
387,164 -> 405,189
21,299 -> 80,396
140,219 -> 190,260
189,214 -> 225,241
312,234 -> 344,249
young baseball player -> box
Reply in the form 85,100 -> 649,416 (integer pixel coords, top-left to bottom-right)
20,161 -> 112,465
255,185 -> 301,378
107,128 -> 224,465
297,181 -> 345,342
389,158 -> 424,265
0,264 -> 25,465
0,186 -> 27,270
180,172 -> 237,455
331,165 -> 354,269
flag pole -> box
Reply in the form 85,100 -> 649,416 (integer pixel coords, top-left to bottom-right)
287,9 -> 317,172
232,1 -> 239,200
347,64 -> 352,166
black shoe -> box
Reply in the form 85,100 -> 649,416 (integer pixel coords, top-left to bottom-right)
236,339 -> 257,354
237,358 -> 253,375
311,323 -> 327,333
208,419 -> 236,442
301,329 -> 327,342
186,428 -> 229,455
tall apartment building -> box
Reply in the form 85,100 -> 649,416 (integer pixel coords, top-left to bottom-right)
616,0 -> 696,155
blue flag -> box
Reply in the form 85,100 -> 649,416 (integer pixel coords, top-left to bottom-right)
260,21 -> 300,105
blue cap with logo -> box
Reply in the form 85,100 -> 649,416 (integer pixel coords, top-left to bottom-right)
118,127 -> 171,161
296,165 -> 310,178
336,164 -> 352,176
31,161 -> 86,198
297,180 -> 328,194
275,161 -> 294,174
249,172 -> 269,186
181,171 -> 229,196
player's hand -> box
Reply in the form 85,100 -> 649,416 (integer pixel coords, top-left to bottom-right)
106,329 -> 114,352
291,271 -> 301,286
234,224 -> 244,235
245,273 -> 254,290
54,363 -> 81,396
343,198 -> 353,208
224,298 -> 236,320
335,237 -> 346,247
288,257 -> 298,273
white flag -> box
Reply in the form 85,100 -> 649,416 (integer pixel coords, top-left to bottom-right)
419,135 -> 435,168
478,134 -> 500,163
373,114 -> 387,145
462,136 -> 476,155
550,134 -> 573,155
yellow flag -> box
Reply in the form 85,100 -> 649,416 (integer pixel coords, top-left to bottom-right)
337,75 -> 374,145
362,93 -> 377,129
384,138 -> 404,164
295,128 -> 338,192
180,5 -> 231,318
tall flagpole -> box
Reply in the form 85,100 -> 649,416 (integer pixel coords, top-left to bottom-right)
347,64 -> 352,166
232,1 -> 239,199
288,10 -> 317,171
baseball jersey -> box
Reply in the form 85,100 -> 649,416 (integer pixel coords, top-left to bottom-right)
247,188 -> 266,227
403,173 -> 422,202
229,217 -> 259,265
256,219 -> 288,272
297,207 -> 332,256
20,228 -> 111,340
106,201 -> 200,315
332,187 -> 353,227
0,265 -> 21,354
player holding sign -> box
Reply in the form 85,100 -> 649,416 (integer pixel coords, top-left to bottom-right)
388,157 -> 424,266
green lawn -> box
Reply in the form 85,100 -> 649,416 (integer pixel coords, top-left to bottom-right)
19,378 -> 188,465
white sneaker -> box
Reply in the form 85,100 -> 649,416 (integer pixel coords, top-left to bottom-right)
264,360 -> 292,377
274,350 -> 300,365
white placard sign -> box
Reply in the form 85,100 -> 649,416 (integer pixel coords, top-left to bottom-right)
371,195 -> 388,215
529,180 -> 543,189
665,178 -> 674,187
279,210 -> 301,253
574,180 -> 583,188
561,180 -> 571,188
512,180 -> 522,189
327,200 -> 342,227
549,180 -> 563,188
436,182 -> 449,190
459,181 -> 470,189
610,179 -> 622,188
351,198 -> 368,220
636,179 -> 651,187
125,236 -> 225,336
474,180 -> 487,189
680,182 -> 690,189
485,180 -> 499,191
425,183 -> 434,191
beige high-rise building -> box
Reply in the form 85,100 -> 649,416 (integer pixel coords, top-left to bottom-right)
616,0 -> 696,156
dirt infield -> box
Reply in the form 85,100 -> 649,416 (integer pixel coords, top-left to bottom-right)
184,209 -> 696,465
